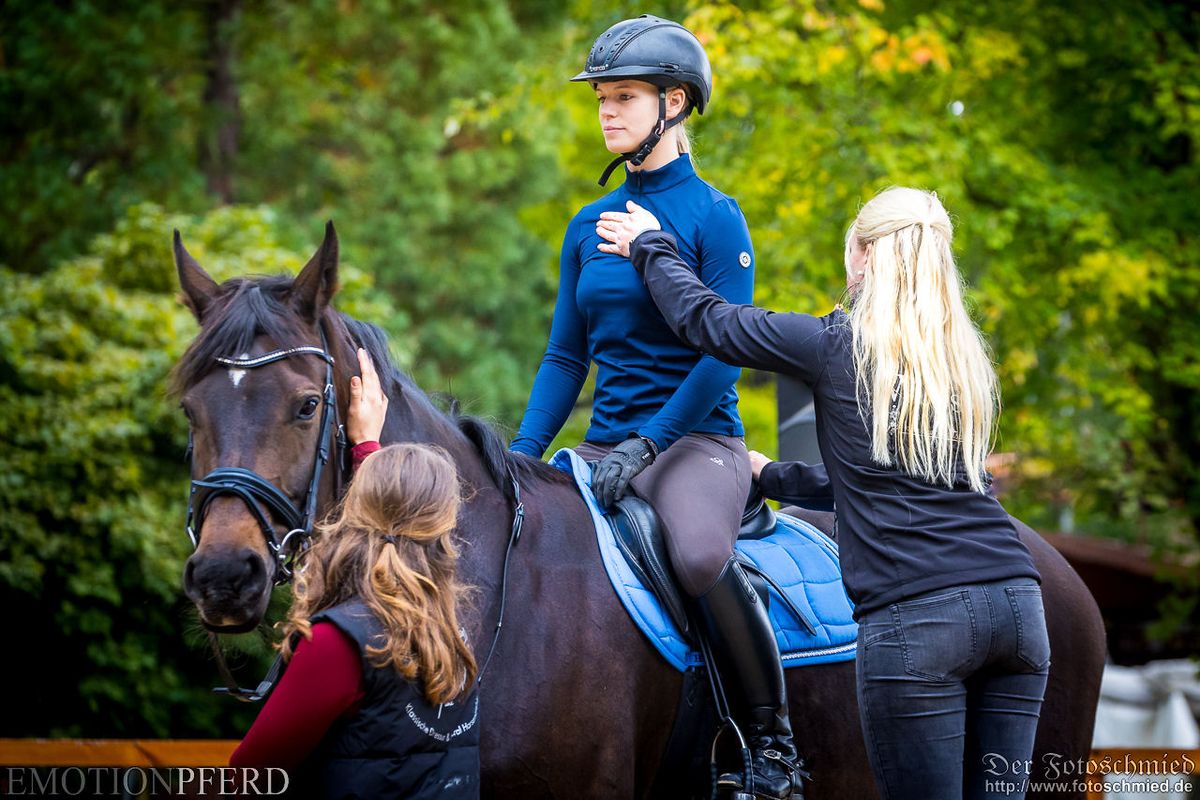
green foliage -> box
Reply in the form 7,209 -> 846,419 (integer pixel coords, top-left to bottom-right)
0,1 -> 209,271
661,0 -> 1197,553
230,0 -> 566,421
2,0 -> 567,422
0,203 -> 406,736
535,0 -> 1197,618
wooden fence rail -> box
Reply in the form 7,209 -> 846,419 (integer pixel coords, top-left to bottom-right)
0,739 -> 238,767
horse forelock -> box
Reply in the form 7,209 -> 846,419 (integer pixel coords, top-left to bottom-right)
170,275 -> 312,397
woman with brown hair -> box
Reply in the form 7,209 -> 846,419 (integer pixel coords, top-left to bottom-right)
231,350 -> 479,799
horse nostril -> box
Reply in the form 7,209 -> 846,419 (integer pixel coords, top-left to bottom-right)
183,547 -> 269,603
182,557 -> 200,600
242,549 -> 266,586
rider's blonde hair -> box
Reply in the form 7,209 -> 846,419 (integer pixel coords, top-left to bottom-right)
846,187 -> 998,493
676,121 -> 691,155
280,443 -> 477,704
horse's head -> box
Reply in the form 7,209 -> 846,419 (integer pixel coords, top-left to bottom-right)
173,223 -> 348,631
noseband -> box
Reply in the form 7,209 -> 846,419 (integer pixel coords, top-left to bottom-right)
184,335 -> 347,585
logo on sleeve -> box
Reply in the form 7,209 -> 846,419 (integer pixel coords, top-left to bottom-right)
738,251 -> 752,268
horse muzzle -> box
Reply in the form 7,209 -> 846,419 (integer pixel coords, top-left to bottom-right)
183,544 -> 273,631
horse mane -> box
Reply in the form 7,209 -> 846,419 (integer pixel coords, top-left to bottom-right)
339,313 -> 570,500
455,416 -> 574,504
340,316 -> 571,500
339,313 -> 406,398
170,273 -> 571,500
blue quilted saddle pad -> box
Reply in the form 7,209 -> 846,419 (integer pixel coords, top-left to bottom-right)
549,448 -> 858,673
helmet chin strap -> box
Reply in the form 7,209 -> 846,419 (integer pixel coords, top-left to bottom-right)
598,87 -> 688,187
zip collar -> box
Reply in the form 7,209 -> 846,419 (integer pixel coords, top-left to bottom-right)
623,153 -> 695,195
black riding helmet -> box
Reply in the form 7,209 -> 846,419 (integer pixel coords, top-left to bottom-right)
572,15 -> 713,185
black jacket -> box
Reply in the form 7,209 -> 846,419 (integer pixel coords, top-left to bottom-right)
302,600 -> 480,799
631,230 -> 1039,618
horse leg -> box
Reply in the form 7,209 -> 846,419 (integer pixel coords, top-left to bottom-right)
1018,519 -> 1107,800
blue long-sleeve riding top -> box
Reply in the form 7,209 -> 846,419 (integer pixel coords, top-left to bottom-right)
511,155 -> 753,457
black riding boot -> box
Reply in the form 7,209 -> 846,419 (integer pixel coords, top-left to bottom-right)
694,557 -> 805,800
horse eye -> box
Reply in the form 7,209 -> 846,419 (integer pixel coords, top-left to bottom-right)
298,396 -> 320,420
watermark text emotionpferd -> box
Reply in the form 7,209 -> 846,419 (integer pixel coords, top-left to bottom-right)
2,766 -> 289,796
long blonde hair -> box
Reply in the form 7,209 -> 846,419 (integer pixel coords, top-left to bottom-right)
280,443 -> 477,705
847,187 -> 998,493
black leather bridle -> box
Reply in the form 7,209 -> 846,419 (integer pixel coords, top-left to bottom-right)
185,335 -> 347,585
184,332 -> 347,702
184,330 -> 525,702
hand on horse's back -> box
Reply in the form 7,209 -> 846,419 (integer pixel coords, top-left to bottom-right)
348,348 -> 388,445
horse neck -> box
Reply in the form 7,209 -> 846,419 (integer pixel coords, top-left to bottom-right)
320,312 -> 592,630
321,312 -> 493,491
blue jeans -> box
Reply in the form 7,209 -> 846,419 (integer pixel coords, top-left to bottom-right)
856,578 -> 1051,800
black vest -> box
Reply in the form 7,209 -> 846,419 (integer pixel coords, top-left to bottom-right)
301,599 -> 480,799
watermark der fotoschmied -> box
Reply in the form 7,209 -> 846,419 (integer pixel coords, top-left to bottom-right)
982,751 -> 1197,796
1,766 -> 290,797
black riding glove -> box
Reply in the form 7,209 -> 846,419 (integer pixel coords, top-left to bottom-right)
592,435 -> 658,510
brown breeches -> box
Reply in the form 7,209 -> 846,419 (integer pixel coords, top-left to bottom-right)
576,433 -> 751,598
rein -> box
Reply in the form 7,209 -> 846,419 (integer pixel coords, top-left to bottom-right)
475,465 -> 525,686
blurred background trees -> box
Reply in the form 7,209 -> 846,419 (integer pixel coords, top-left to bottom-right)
1,0 -> 1195,735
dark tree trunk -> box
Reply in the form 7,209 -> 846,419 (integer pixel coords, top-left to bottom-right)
199,0 -> 241,204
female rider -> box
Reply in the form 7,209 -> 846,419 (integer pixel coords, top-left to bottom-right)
510,15 -> 804,800
599,188 -> 1051,800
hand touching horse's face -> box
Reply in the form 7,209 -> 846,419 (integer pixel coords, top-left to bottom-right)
174,225 -> 341,631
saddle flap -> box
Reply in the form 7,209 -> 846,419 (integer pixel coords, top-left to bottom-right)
611,496 -> 691,637
549,447 -> 858,674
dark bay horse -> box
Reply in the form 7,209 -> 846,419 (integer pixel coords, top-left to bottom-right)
173,224 -> 1106,798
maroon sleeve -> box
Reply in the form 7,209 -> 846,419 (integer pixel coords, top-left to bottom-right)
229,622 -> 365,769
351,440 -> 381,472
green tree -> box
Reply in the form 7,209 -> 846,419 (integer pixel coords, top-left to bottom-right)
0,2 -> 209,271
530,0 -> 1197,620
2,0 -> 568,422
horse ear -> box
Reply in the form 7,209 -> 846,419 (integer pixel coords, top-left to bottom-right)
292,221 -> 339,322
174,230 -> 220,322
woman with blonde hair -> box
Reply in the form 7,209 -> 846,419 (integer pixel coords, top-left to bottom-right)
231,352 -> 479,798
598,188 -> 1050,799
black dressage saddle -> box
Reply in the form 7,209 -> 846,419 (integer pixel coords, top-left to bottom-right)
608,485 -> 777,637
